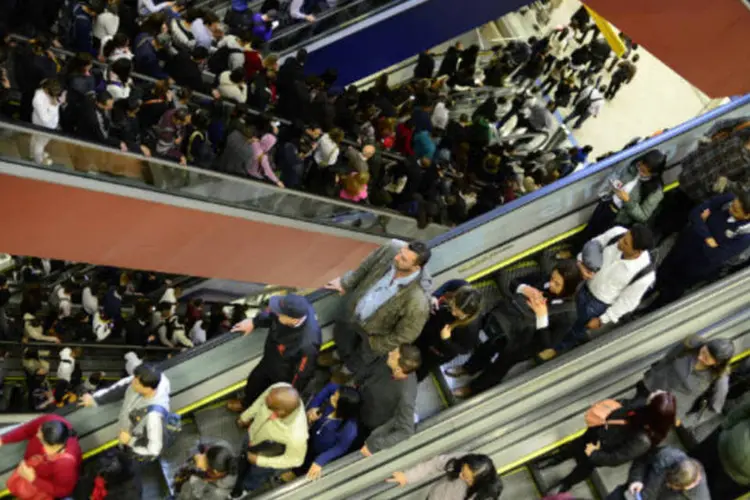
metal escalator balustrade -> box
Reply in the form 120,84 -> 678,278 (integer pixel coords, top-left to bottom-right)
1,91 -> 750,495
258,267 -> 750,499
0,118 -> 446,242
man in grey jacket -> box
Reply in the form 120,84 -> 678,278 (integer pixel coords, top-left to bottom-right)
80,364 -> 171,462
322,239 -> 431,379
356,344 -> 421,456
608,446 -> 710,500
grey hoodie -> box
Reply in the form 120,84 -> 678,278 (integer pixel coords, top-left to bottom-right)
92,373 -> 172,459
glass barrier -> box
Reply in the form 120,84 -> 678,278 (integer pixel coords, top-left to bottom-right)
267,0 -> 401,54
0,120 -> 444,240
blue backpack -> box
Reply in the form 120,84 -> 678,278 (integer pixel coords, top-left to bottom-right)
146,404 -> 182,448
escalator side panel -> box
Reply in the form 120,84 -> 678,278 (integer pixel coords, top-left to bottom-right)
0,168 -> 381,288
301,0 -> 532,85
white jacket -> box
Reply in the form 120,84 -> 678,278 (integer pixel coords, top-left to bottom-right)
189,320 -> 207,345
32,89 -> 60,130
93,11 -> 119,41
57,347 -> 75,382
124,351 -> 143,376
82,286 -> 99,316
23,313 -> 58,343
218,71 -> 248,104
93,312 -> 113,342
106,72 -> 132,102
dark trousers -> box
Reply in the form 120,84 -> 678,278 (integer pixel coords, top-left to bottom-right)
462,336 -> 525,394
651,231 -> 714,310
232,434 -> 277,496
556,286 -> 609,353
576,200 -> 619,249
414,334 -> 455,382
565,106 -> 593,130
605,76 -> 627,100
242,358 -> 286,408
544,427 -> 601,491
690,428 -> 750,500
332,320 -> 382,375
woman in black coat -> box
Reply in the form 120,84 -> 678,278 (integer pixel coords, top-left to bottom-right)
540,391 -> 677,494
448,259 -> 582,397
414,280 -> 482,382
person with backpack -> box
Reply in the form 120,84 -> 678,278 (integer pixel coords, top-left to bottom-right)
550,224 -> 656,357
80,364 -> 174,465
69,0 -> 106,56
448,260 -> 583,397
564,83 -> 605,130
0,415 -> 82,499
209,29 -> 253,75
578,149 -> 667,245
652,190 -> 750,308
184,110 -> 216,168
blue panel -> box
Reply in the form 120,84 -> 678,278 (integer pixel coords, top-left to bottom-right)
304,0 -> 532,85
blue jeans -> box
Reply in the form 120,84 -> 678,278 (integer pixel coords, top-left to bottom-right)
232,435 -> 277,495
556,286 -> 609,352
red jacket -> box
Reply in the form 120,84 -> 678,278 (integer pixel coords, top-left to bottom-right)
245,50 -> 263,81
1,414 -> 82,498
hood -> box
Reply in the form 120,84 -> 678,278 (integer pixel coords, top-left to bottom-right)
219,71 -> 234,86
124,351 -> 141,363
23,313 -> 35,321
59,348 -> 73,362
259,133 -> 277,153
160,287 -> 176,304
124,351 -> 143,376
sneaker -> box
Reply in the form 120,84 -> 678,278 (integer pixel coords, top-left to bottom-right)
444,366 -> 467,378
228,490 -> 247,499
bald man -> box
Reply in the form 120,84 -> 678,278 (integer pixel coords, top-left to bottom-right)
230,383 -> 308,498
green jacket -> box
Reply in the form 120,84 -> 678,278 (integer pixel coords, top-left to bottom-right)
719,394 -> 750,485
340,240 -> 431,355
600,163 -> 664,226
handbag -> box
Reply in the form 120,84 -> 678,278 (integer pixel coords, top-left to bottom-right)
7,455 -> 56,500
584,399 -> 626,427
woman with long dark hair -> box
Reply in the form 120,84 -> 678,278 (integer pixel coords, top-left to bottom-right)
414,280 -> 482,382
541,391 -> 677,494
281,384 -> 361,481
448,260 -> 582,397
388,453 -> 503,499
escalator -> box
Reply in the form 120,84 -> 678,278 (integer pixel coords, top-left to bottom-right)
1,90 -> 750,498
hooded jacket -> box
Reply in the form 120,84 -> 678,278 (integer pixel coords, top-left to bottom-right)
217,70 -> 248,104
124,351 -> 143,376
91,373 -> 172,459
247,133 -> 279,183
252,298 -> 321,389
238,382 -> 308,470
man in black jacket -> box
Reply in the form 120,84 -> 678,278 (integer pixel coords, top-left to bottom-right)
356,344 -> 421,456
165,46 -> 215,95
413,51 -> 435,80
111,97 -> 151,157
77,90 -> 126,151
227,294 -> 321,412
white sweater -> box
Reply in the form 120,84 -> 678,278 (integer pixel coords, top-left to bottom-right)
218,71 -> 248,104
31,90 -> 60,130
93,11 -> 119,41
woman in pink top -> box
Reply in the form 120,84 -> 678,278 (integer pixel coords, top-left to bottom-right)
339,171 -> 370,203
247,133 -> 283,188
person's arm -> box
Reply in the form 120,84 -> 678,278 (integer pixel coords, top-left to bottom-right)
600,270 -> 655,324
722,390 -> 750,429
157,324 -> 174,348
368,294 -> 429,354
140,0 -> 173,14
172,328 -> 194,348
709,374 -> 730,413
288,0 -> 308,20
365,378 -> 417,453
290,346 -> 317,390
313,420 -> 358,466
31,454 -> 79,498
26,323 -> 59,343
688,193 -> 734,240
129,412 -> 163,458
588,432 -> 650,466
590,225 -> 629,249
239,386 -> 270,423
258,149 -> 280,184
0,415 -> 46,443
402,454 -> 459,484
309,382 -> 340,409
622,184 -> 664,223
256,433 -> 306,469
91,376 -> 133,407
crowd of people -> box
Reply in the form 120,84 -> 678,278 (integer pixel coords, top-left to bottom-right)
0,0 -> 643,229
1,2 -> 750,500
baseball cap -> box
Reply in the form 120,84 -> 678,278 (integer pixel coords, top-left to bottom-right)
706,339 -> 735,364
268,295 -> 308,320
581,239 -> 603,272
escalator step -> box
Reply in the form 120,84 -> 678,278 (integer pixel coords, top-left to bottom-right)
502,466 -> 543,499
194,404 -> 246,453
158,420 -> 201,496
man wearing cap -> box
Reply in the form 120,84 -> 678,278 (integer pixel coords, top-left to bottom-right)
546,224 -> 656,357
228,294 -> 321,413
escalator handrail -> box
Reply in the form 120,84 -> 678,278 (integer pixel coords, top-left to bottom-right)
427,92 -> 750,250
0,118 -> 434,240
0,340 -> 181,352
260,267 -> 750,499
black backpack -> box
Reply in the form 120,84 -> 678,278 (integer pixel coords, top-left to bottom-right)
207,46 -> 243,75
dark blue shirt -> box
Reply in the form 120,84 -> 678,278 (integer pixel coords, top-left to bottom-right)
307,383 -> 359,466
134,33 -> 169,80
685,193 -> 750,268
